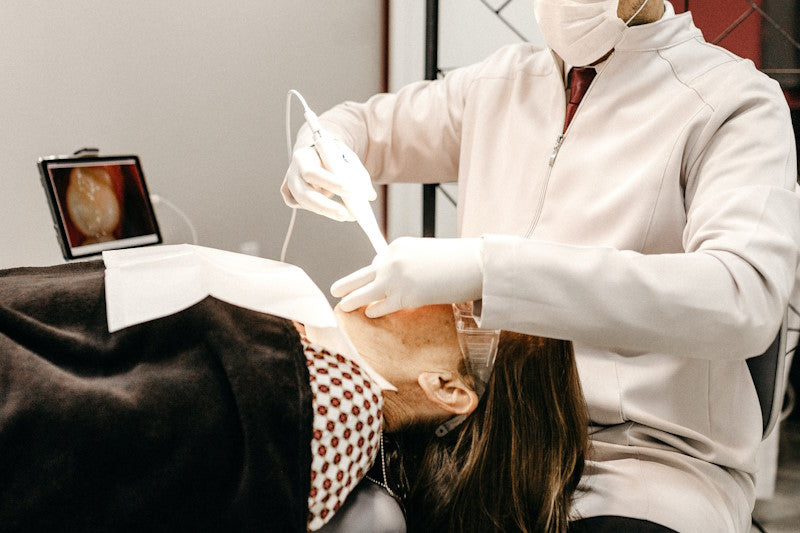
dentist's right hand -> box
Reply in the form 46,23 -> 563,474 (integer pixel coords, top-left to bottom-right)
280,144 -> 377,222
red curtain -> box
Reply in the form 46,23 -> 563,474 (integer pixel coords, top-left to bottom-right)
668,0 -> 763,67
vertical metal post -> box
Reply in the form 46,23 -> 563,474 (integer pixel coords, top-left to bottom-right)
422,0 -> 439,237
425,0 -> 439,81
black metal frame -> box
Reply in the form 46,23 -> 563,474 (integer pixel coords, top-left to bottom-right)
422,0 -> 439,237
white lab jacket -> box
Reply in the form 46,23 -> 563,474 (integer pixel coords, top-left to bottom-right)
304,7 -> 800,532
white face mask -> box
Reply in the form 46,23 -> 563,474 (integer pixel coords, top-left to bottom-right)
533,0 -> 651,67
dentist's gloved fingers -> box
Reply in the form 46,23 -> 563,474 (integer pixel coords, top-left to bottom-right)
294,147 -> 351,197
279,179 -> 301,208
331,264 -> 378,298
333,144 -> 378,201
301,187 -> 355,222
287,170 -> 353,221
334,237 -> 484,316
293,144 -> 376,201
281,144 -> 378,221
281,173 -> 336,208
338,281 -> 388,313
282,153 -> 353,221
364,297 -> 401,318
332,264 -> 390,312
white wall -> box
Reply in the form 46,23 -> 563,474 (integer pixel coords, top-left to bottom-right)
386,0 -> 427,240
387,0 -> 543,239
0,0 -> 384,296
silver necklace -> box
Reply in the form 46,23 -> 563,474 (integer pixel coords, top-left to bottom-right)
365,432 -> 397,499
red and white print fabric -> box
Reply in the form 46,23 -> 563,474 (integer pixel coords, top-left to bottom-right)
301,335 -> 384,531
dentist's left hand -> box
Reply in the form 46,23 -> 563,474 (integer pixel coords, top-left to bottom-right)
331,237 -> 483,317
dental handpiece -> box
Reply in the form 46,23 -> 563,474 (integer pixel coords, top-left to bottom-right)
304,109 -> 388,254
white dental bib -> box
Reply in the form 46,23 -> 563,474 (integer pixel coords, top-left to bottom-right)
103,244 -> 395,391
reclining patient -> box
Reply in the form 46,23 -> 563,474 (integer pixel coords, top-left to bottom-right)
0,258 -> 587,532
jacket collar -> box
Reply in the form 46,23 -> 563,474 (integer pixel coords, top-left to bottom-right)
616,3 -> 703,52
546,2 -> 701,74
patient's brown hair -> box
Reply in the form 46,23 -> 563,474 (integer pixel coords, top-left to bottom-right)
391,332 -> 588,532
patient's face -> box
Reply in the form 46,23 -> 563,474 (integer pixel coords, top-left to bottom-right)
334,304 -> 462,380
335,304 -> 480,431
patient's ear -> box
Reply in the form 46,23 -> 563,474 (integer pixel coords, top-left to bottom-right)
418,372 -> 479,415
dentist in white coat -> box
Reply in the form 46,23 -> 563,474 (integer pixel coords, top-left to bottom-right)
282,0 -> 800,530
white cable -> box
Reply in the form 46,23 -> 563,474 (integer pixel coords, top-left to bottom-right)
626,0 -> 651,25
281,90 -> 313,263
281,89 -> 388,259
280,209 -> 297,263
149,194 -> 199,245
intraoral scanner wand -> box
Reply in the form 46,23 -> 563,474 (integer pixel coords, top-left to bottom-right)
301,103 -> 388,254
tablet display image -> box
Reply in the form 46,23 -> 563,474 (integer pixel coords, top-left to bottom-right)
39,155 -> 162,259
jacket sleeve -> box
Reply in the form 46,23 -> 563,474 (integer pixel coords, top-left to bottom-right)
294,56 -> 490,186
480,65 -> 800,360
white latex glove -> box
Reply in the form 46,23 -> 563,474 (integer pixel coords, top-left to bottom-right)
331,237 -> 484,318
280,144 -> 377,222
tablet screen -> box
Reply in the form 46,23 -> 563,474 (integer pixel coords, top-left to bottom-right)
39,155 -> 162,259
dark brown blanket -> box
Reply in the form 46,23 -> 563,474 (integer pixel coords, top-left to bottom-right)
0,260 -> 312,532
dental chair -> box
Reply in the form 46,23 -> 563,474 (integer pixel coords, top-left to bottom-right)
749,319 -> 788,441
317,481 -> 406,533
753,264 -> 799,505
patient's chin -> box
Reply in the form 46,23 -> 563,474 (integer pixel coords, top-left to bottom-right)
334,304 -> 454,335
333,304 -> 370,338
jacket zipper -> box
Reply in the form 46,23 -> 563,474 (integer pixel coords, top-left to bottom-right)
524,58 -> 609,238
549,134 -> 566,167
